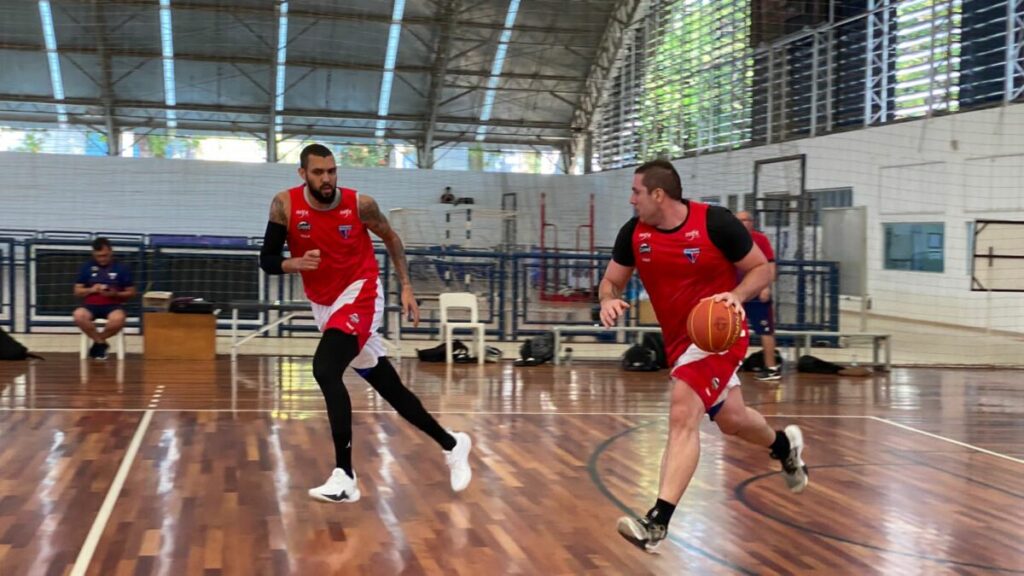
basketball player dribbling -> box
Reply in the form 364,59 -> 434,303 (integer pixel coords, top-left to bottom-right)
259,144 -> 471,503
599,160 -> 809,551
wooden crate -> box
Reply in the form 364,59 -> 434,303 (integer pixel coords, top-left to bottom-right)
143,312 -> 216,360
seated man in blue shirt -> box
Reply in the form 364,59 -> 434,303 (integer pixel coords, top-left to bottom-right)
73,238 -> 136,359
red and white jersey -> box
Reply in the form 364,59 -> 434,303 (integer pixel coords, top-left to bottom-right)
286,185 -> 378,305
750,230 -> 775,262
613,201 -> 753,365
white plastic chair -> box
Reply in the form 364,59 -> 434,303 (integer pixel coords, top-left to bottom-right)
439,292 -> 485,365
79,318 -> 125,360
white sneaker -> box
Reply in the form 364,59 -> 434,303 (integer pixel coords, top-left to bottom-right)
617,516 -> 667,553
308,468 -> 361,503
444,431 -> 472,492
772,425 -> 809,493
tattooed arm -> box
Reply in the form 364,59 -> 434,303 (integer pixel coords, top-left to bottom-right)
270,192 -> 289,226
359,194 -> 419,325
261,191 -> 321,274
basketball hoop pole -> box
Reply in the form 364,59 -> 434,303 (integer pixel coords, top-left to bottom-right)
574,194 -> 595,254
575,194 -> 596,291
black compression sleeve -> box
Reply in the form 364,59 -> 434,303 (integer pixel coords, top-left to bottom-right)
260,221 -> 287,274
612,217 -> 639,266
706,206 -> 753,263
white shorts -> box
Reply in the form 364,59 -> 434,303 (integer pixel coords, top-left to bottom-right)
310,277 -> 386,370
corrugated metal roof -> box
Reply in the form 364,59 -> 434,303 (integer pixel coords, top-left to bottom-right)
0,0 -> 622,152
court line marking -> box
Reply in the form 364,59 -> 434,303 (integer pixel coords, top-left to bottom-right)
869,416 -> 1024,466
594,423 -> 1024,573
0,407 -> 869,417
4,408 -> 1019,466
732,466 -> 1024,573
69,409 -> 154,576
587,421 -> 755,575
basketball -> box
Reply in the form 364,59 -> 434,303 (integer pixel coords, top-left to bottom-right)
687,297 -> 742,353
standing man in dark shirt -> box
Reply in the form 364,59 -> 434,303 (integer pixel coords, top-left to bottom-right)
73,238 -> 135,359
599,160 -> 809,552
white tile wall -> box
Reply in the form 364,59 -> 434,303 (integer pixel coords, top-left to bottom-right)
1,102 -> 1022,331
595,104 -> 1024,332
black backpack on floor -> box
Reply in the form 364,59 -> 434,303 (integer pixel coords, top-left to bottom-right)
797,355 -> 844,374
641,332 -> 668,369
515,332 -> 555,366
0,328 -> 42,361
621,344 -> 660,371
741,350 -> 784,372
417,340 -> 467,362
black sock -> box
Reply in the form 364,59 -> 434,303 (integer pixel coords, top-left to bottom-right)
770,430 -> 790,458
646,499 -> 676,527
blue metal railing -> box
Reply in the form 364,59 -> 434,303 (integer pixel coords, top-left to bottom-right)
1,230 -> 841,343
0,238 -> 14,330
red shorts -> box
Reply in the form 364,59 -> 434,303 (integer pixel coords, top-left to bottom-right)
310,276 -> 386,370
670,336 -> 749,418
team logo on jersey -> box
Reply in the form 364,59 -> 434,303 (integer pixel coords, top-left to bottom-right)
638,232 -> 652,240
109,273 -> 118,280
296,209 -> 309,218
348,313 -> 360,325
639,243 -> 651,254
297,221 -> 311,232
338,225 -> 352,239
339,209 -> 352,218
685,230 -> 700,241
711,377 -> 720,390
683,247 -> 701,263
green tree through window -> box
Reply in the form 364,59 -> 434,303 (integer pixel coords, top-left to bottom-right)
639,0 -> 752,159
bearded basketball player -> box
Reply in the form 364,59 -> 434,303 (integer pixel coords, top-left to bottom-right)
259,144 -> 471,503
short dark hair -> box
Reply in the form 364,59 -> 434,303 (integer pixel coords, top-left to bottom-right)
92,237 -> 112,251
634,159 -> 683,201
300,144 -> 333,168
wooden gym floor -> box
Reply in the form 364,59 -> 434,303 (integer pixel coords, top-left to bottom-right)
0,355 -> 1021,575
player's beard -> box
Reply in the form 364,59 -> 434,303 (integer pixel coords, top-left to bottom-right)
307,179 -> 336,204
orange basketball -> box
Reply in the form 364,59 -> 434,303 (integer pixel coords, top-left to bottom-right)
686,297 -> 742,353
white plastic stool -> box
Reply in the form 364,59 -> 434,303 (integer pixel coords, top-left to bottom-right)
79,318 -> 125,360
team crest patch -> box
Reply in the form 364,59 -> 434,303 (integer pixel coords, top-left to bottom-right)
639,242 -> 652,254
297,221 -> 311,232
711,377 -> 720,390
338,225 -> 352,239
684,247 -> 700,263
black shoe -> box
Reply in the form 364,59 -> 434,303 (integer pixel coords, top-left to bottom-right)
617,515 -> 667,553
756,366 -> 782,381
89,342 -> 109,360
771,424 -> 809,493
